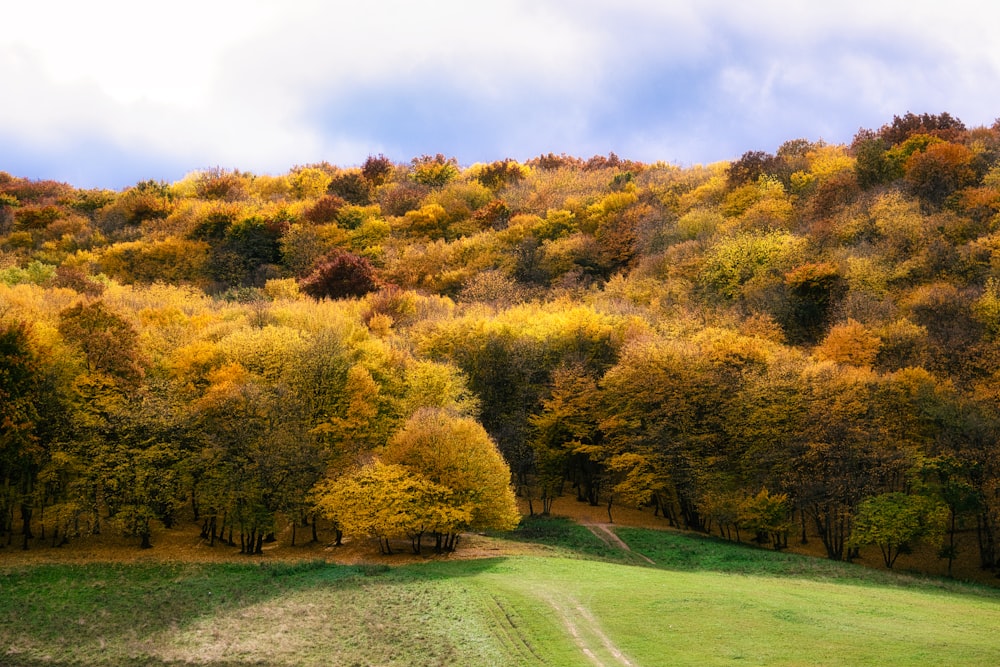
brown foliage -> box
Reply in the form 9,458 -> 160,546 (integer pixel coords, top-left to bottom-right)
878,112 -> 967,145
303,195 -> 348,224
327,170 -> 371,205
361,154 -> 394,187
528,153 -> 583,170
299,249 -> 380,300
904,141 -> 977,207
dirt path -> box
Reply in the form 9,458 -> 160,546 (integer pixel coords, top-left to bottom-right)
583,523 -> 655,565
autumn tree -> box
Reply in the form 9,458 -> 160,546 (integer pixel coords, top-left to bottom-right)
362,154 -> 394,188
473,159 -> 528,191
58,301 -> 146,386
410,154 -> 459,187
193,367 -> 322,554
299,249 -> 380,300
194,167 -> 250,201
303,195 -> 347,224
99,180 -> 173,232
98,395 -> 188,549
904,141 -> 977,208
54,301 -> 192,548
327,170 -> 371,205
701,230 -> 805,302
878,112 -> 967,145
727,151 -> 786,188
738,488 -> 791,549
529,366 -> 604,512
815,319 -> 881,368
382,408 -> 519,551
783,262 -> 846,344
312,460 -> 464,554
100,238 -> 211,286
600,339 -> 718,530
290,167 -> 333,199
789,364 -> 906,560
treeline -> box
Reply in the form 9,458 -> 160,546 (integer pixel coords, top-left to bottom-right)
3,112 -> 1000,570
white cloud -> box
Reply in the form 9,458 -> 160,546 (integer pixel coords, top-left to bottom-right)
2,0 -> 278,107
2,0 -> 999,187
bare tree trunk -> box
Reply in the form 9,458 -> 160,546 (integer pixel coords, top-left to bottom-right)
20,504 -> 32,550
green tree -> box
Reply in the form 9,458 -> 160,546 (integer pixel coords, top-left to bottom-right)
0,321 -> 43,549
851,132 -> 896,188
850,492 -> 947,568
738,488 -> 791,549
529,366 -> 605,511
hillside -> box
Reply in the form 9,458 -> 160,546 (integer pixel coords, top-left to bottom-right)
4,515 -> 1000,666
4,112 -> 1000,581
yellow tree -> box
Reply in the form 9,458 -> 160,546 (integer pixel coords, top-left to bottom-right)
312,460 -> 469,554
382,408 -> 519,551
290,167 -> 333,200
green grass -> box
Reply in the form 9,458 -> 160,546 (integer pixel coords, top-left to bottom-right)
500,514 -> 637,562
3,525 -> 1000,666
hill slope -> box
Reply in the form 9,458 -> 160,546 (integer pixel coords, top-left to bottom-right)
4,520 -> 1000,666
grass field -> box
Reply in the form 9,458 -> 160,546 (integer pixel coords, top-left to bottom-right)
3,517 -> 1000,666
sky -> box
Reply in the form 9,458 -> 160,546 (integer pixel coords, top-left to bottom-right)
2,0 -> 1000,190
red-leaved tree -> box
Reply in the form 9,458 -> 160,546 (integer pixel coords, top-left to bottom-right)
299,249 -> 380,300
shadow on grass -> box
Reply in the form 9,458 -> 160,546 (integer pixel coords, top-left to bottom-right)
0,560 -> 359,665
0,555 -> 526,666
0,660 -> 272,667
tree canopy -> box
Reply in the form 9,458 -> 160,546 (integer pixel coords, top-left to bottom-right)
4,114 -> 1000,572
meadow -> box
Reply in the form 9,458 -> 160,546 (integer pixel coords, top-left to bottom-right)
3,517 -> 1000,666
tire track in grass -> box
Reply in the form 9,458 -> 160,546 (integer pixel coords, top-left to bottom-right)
538,590 -> 633,667
571,599 -> 634,666
480,589 -> 544,664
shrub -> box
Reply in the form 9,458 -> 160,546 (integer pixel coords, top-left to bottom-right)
300,249 -> 380,300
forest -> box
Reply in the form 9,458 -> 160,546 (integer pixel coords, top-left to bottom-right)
3,112 -> 1000,575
